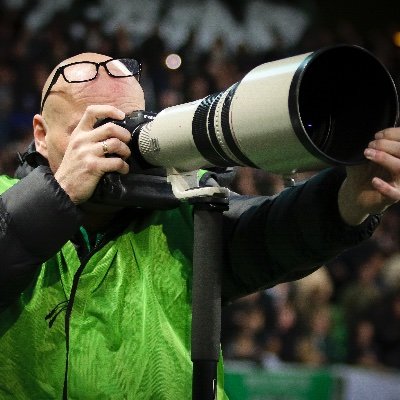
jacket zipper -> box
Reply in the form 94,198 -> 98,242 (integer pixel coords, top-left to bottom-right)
62,231 -> 110,400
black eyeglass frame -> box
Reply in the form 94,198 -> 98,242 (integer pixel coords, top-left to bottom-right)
40,58 -> 142,113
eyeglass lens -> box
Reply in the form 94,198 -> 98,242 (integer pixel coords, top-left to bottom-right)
63,63 -> 97,82
106,59 -> 139,77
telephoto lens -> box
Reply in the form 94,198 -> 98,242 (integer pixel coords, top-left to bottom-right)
135,44 -> 398,175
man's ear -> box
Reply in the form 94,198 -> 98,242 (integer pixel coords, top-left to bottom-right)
33,114 -> 48,158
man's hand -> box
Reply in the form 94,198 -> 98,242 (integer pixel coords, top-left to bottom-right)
54,105 -> 132,204
339,127 -> 400,225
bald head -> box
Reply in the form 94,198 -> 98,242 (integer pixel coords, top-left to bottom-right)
34,52 -> 145,174
41,52 -> 145,120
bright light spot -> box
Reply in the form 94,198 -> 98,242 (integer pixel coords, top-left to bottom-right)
165,54 -> 182,70
393,32 -> 400,47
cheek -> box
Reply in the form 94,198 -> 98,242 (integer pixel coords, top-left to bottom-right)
46,132 -> 69,172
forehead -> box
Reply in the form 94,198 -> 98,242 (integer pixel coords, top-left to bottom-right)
45,75 -> 145,133
72,75 -> 142,104
57,75 -> 145,118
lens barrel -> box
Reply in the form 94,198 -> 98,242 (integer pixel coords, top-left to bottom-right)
137,45 -> 399,174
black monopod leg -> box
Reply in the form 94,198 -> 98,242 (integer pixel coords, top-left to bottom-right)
190,196 -> 229,400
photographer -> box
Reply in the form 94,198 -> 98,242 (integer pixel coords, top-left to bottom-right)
0,52 -> 399,399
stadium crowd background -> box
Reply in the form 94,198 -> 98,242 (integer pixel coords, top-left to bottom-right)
0,0 -> 400,373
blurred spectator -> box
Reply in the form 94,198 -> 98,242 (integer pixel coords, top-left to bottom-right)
339,242 -> 387,326
381,253 -> 400,290
372,289 -> 400,369
222,292 -> 276,361
231,168 -> 284,196
347,319 -> 381,368
372,205 -> 400,256
184,72 -> 216,102
292,267 -> 333,315
100,0 -> 162,46
274,301 -> 301,362
289,269 -> 342,365
244,0 -> 309,54
296,306 -> 338,366
0,63 -> 16,146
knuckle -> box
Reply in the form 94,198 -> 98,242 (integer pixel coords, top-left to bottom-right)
68,139 -> 80,152
117,126 -> 131,141
123,144 -> 131,158
104,123 -> 124,137
115,158 -> 126,169
374,139 -> 390,152
85,104 -> 99,116
106,137 -> 118,149
375,150 -> 386,162
114,158 -> 129,173
381,127 -> 392,135
118,140 -> 130,153
97,137 -> 130,159
99,122 -> 115,134
382,127 -> 398,138
85,157 -> 99,173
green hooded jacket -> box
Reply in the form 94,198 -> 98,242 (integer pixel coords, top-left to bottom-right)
0,175 -> 227,399
0,164 -> 380,399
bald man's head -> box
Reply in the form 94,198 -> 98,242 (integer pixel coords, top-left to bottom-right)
33,52 -> 145,173
40,53 -> 144,118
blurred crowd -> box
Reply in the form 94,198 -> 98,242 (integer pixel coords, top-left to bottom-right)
0,0 -> 400,372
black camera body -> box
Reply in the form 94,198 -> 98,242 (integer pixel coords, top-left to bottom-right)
94,110 -> 157,169
91,110 -> 181,209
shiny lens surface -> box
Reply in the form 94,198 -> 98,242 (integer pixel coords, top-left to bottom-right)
63,62 -> 97,82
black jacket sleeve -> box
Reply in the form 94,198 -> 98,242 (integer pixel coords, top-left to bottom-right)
221,167 -> 380,301
0,166 -> 82,306
0,165 -> 381,305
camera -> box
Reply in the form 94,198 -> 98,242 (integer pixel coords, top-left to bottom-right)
92,44 -> 399,208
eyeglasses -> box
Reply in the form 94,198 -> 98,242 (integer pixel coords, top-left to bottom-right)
40,58 -> 142,113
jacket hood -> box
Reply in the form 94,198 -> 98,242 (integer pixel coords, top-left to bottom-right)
14,141 -> 48,179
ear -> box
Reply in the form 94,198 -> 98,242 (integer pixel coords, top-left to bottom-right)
33,114 -> 48,159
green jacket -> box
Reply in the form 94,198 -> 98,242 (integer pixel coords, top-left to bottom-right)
0,166 -> 379,399
0,190 -> 227,398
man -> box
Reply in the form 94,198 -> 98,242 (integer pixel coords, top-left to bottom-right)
0,52 -> 399,399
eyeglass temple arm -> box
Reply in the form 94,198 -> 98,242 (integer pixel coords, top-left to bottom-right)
40,70 -> 61,113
